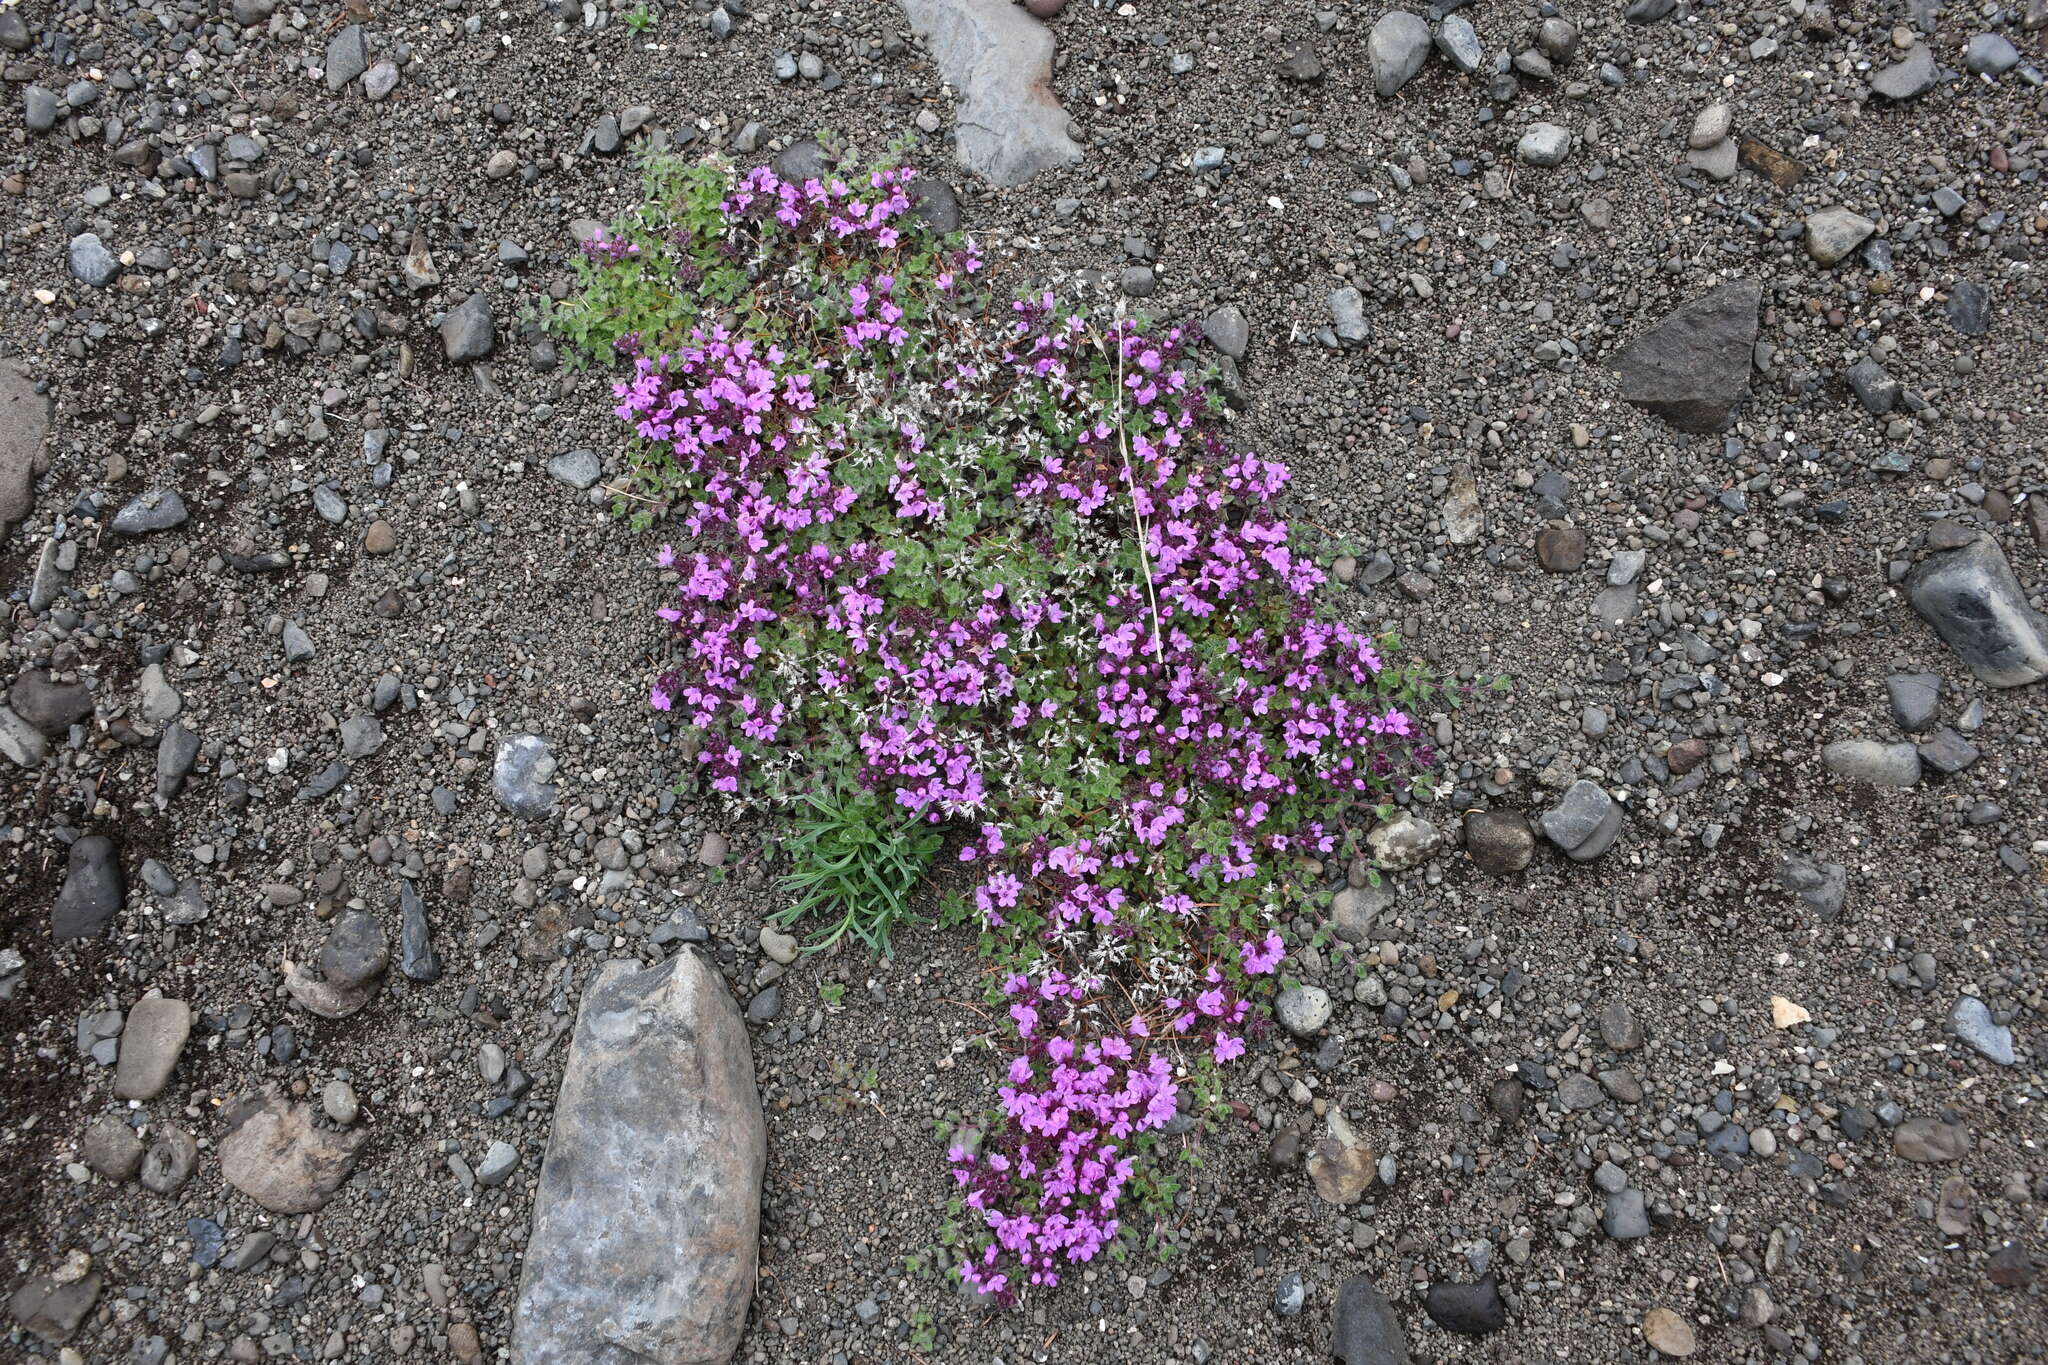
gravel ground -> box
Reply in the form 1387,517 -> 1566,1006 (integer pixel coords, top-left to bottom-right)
3,1 -> 2045,1363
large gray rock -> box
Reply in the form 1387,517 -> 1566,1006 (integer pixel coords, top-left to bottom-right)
894,0 -> 1082,187
1821,739 -> 1921,786
1776,853 -> 1847,920
1369,11 -> 1432,96
513,952 -> 765,1365
1869,43 -> 1938,100
439,293 -> 496,363
1464,810 -> 1535,874
0,363 -> 49,531
325,23 -> 368,90
1612,280 -> 1761,432
1334,1275 -> 1411,1364
1906,535 -> 2048,687
52,834 -> 123,939
219,1088 -> 365,1212
114,996 -> 192,1101
1539,781 -> 1624,861
1516,122 -> 1571,168
68,232 -> 119,287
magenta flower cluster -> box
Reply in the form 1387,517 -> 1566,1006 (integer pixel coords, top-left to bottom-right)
949,955 -> 1273,1297
603,158 -> 1438,1300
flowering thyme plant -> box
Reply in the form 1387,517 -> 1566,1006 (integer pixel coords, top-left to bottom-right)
561,149 -> 1443,1301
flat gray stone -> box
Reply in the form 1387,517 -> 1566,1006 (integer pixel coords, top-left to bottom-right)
1776,853 -> 1847,919
111,489 -> 188,535
52,834 -> 123,939
1277,984 -> 1332,1037
1464,810 -> 1535,875
1334,1275 -> 1411,1365
1203,305 -> 1248,359
894,0 -> 1082,187
114,997 -> 191,1101
1893,1117 -> 1970,1163
0,706 -> 47,768
546,449 -> 601,490
1906,535 -> 2048,687
325,24 -> 368,90
1965,33 -> 2020,76
68,232 -> 119,287
0,363 -> 50,530
439,293 -> 495,363
1613,279 -> 1760,433
1870,43 -> 1938,100
512,952 -> 765,1365
1434,15 -> 1483,74
1603,1187 -> 1651,1240
1368,812 -> 1443,870
1821,739 -> 1921,786
1950,996 -> 2015,1065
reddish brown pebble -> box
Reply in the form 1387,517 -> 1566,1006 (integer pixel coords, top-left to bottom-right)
1021,0 -> 1066,17
1536,525 -> 1588,572
1667,738 -> 1709,775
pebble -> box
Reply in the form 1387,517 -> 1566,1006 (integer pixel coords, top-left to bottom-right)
1277,984 -> 1333,1037
1805,207 -> 1876,266
547,449 -> 602,489
67,233 -> 119,288
1516,123 -> 1571,167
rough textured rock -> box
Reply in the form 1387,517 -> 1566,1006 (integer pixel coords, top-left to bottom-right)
1612,280 -> 1761,432
1906,535 -> 2048,687
1777,853 -> 1848,919
1367,812 -> 1442,870
0,362 -> 49,531
1307,1111 -> 1375,1205
1893,1117 -> 1970,1163
283,911 -> 389,1019
1334,1274 -> 1411,1364
512,952 -> 765,1365
894,0 -> 1082,187
494,733 -> 558,817
439,293 -> 496,362
219,1088 -> 366,1212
